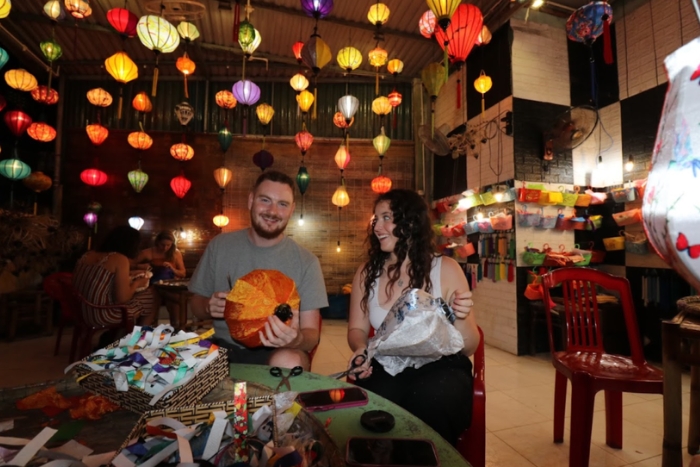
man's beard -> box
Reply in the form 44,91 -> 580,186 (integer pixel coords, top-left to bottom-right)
251,211 -> 288,239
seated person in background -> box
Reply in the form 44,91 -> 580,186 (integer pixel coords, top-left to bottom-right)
73,225 -> 158,330
189,170 -> 328,371
132,230 -> 186,327
346,189 -> 480,446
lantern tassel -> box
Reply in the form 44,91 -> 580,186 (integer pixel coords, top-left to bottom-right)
603,16 -> 613,65
184,75 -> 189,99
87,235 -> 92,251
481,96 -> 485,120
375,70 -> 379,96
118,87 -> 124,120
151,64 -> 159,97
233,1 -> 241,42
47,67 -> 53,95
443,46 -> 449,84
457,79 -> 461,110
392,108 -> 397,129
243,113 -> 248,136
312,86 -> 318,120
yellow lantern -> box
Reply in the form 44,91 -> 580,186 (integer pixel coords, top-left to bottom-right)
296,90 -> 314,113
86,88 -> 112,107
477,25 -> 492,46
5,69 -> 38,92
213,167 -> 232,189
387,59 -> 404,76
334,143 -> 351,172
474,70 -> 492,117
105,51 -> 138,119
0,0 -> 11,19
337,47 -> 362,72
332,183 -> 350,207
367,3 -> 390,26
289,73 -> 309,93
421,62 -> 446,100
369,47 -> 388,95
241,28 -> 262,56
256,103 -> 274,126
137,15 -> 180,96
426,0 -> 461,31
177,21 -> 200,42
213,214 -> 229,228
372,96 -> 392,116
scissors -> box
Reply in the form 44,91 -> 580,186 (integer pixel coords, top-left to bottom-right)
329,351 -> 368,380
270,366 -> 303,392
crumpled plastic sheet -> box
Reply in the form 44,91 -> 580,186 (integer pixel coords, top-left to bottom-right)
367,288 -> 464,376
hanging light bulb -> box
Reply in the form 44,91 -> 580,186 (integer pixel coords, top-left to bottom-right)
475,207 -> 484,221
493,185 -> 505,203
624,155 -> 634,172
598,155 -> 604,168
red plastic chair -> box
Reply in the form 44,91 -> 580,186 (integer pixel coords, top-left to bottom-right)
541,267 -> 663,467
43,272 -> 80,361
456,325 -> 485,467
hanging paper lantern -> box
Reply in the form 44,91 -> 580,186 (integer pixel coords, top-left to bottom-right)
137,15 -> 180,96
213,167 -> 233,189
86,124 -> 108,145
128,216 -> 144,230
238,20 -> 256,51
80,168 -> 108,187
127,167 -> 148,193
232,80 -> 261,106
292,41 -> 304,62
105,51 -> 138,118
87,201 -> 101,213
388,90 -> 402,107
296,90 -> 314,113
0,47 -> 8,70
372,96 -> 392,116
132,91 -> 152,113
39,39 -> 62,63
65,0 -> 91,19
5,69 -> 38,92
215,90 -> 237,109
426,0 -> 461,31
296,165 -> 310,195
300,0 -> 334,19
290,73 -> 309,93
170,143 -> 195,161
474,69 -> 492,117
177,21 -> 200,42
337,47 -> 362,72
83,212 -> 98,228
421,62 -> 446,100
218,126 -> 233,153
338,95 -> 359,124
27,122 -> 56,142
23,171 -> 52,192
372,174 -> 392,194
367,2 -> 390,25
419,10 -> 436,39
31,86 -> 59,105
213,214 -> 229,228
256,103 -> 275,125
107,7 -> 138,37
477,25 -> 492,46
4,110 -> 32,137
127,131 -> 153,150
566,1 -> 614,65
170,173 -> 191,198
44,1 -> 64,21
434,4 -> 483,64
176,52 -> 196,98
87,88 -> 112,107
295,126 -> 313,155
174,101 -> 195,126
0,0 -> 9,18
373,127 -> 391,156
368,47 -> 388,68
332,183 -> 350,207
301,35 -> 332,75
241,28 -> 262,56
387,59 -> 404,76
253,150 -> 274,171
334,143 -> 350,171
0,159 -> 31,180
333,111 -> 353,129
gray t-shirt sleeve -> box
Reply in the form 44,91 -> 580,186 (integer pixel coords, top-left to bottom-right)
188,236 -> 218,298
297,252 -> 329,312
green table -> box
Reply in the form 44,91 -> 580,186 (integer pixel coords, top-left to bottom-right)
230,364 -> 471,467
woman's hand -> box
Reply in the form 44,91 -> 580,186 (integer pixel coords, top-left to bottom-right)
347,347 -> 372,381
450,289 -> 474,320
133,276 -> 150,290
162,262 -> 174,270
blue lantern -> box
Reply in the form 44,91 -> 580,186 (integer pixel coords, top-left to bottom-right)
0,158 -> 31,180
218,126 -> 232,153
0,47 -> 8,71
296,165 -> 310,195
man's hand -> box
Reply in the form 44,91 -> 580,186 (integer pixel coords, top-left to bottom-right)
259,308 -> 300,348
207,292 -> 228,319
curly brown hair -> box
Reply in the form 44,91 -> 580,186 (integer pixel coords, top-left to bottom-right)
360,189 -> 438,314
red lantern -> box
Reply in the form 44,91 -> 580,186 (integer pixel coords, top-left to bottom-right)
333,111 -> 353,129
388,90 -> 402,107
80,168 -> 108,187
434,4 -> 483,65
292,41 -> 304,63
295,128 -> 313,155
4,110 -> 32,137
86,124 -> 109,146
372,174 -> 392,194
27,122 -> 56,142
107,7 -> 138,37
31,86 -> 59,105
170,173 -> 191,198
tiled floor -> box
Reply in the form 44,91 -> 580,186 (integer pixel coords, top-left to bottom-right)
0,319 -> 696,466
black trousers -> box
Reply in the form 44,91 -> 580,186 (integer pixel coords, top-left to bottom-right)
357,353 -> 473,446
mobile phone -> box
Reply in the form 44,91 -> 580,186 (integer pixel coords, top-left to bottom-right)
345,437 -> 440,467
295,387 -> 369,411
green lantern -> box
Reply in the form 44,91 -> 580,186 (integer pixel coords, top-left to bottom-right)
218,126 -> 233,153
128,164 -> 149,193
0,158 -> 31,180
373,126 -> 391,157
40,39 -> 62,62
296,165 -> 310,225
238,20 -> 256,51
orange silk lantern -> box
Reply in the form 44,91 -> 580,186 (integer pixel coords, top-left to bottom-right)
170,143 -> 194,161
333,111 -> 353,129
132,92 -> 153,113
86,88 -> 112,107
372,174 -> 392,194
5,69 -> 38,92
224,269 -> 301,348
31,86 -> 59,105
86,124 -> 109,146
27,123 -> 56,142
329,388 -> 345,403
128,131 -> 153,150
215,90 -> 237,109
176,52 -> 196,98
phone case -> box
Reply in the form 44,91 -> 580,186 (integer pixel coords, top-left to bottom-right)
345,437 -> 440,467
295,387 -> 369,412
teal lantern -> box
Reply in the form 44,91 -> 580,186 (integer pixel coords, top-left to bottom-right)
128,164 -> 149,193
0,158 -> 31,180
218,126 -> 232,153
296,165 -> 310,225
0,47 -> 8,71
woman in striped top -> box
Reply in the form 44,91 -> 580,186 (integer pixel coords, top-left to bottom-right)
73,225 -> 157,327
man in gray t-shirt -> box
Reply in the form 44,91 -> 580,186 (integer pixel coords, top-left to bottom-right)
189,171 -> 328,370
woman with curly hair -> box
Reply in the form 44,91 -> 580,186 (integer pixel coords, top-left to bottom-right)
346,189 -> 480,445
